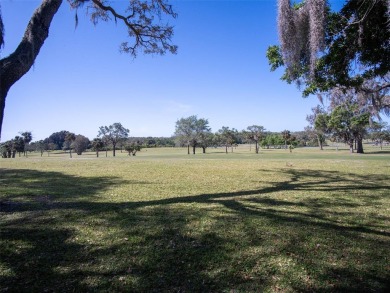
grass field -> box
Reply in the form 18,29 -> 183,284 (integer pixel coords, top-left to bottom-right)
1,145 -> 389,292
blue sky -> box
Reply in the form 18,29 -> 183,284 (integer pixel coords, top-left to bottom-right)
0,0 -> 362,141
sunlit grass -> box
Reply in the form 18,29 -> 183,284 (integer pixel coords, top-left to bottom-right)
1,146 -> 389,291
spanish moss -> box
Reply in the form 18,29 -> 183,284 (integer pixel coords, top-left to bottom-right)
277,0 -> 326,77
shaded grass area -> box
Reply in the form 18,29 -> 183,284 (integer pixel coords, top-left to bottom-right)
1,153 -> 390,292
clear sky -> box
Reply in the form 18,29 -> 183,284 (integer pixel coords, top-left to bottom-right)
1,0 -> 376,142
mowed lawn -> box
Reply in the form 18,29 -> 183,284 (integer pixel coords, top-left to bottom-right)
1,146 -> 389,292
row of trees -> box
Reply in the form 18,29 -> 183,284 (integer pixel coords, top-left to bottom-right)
1,123 -> 166,158
3,117 -> 390,158
0,123 -> 130,158
0,131 -> 32,158
173,115 -> 310,154
174,114 -> 390,155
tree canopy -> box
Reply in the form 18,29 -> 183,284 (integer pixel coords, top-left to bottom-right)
244,125 -> 266,154
217,126 -> 238,154
267,0 -> 389,110
98,122 -> 129,157
174,115 -> 211,155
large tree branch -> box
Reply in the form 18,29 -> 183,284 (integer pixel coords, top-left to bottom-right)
361,82 -> 390,94
0,0 -> 177,139
0,0 -> 63,139
90,0 -> 177,56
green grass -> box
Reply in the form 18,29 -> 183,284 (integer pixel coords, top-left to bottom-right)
1,146 -> 389,292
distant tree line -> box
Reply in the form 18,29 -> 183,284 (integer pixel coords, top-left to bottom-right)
1,122 -> 175,159
173,115 -> 323,155
2,117 -> 390,159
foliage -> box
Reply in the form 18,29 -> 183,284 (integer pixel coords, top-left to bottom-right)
261,133 -> 284,149
174,115 -> 211,154
47,142 -> 58,152
196,131 -> 215,153
217,126 -> 238,153
31,140 -> 47,156
292,127 -> 318,147
281,129 -> 292,149
45,130 -> 72,150
269,0 -> 390,105
1,136 -> 25,158
19,131 -> 33,147
319,103 -> 370,153
308,105 -> 328,150
91,137 -> 104,150
63,132 -> 76,155
139,136 -> 176,148
124,141 -> 142,156
67,0 -> 177,56
244,125 -> 266,154
368,121 -> 390,149
71,134 -> 90,155
98,123 -> 129,157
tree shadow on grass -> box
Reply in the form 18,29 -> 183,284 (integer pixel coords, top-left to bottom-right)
0,168 -> 147,291
1,167 -> 389,292
365,150 -> 390,155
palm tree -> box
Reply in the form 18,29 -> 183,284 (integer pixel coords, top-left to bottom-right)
20,131 -> 32,157
91,138 -> 104,158
282,130 -> 291,149
64,132 -> 76,158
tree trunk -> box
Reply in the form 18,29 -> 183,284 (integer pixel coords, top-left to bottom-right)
113,143 -> 116,157
192,145 -> 196,155
349,140 -> 354,153
225,146 -> 228,154
0,0 -> 62,138
0,0 -> 63,139
187,144 -> 190,155
317,135 -> 323,150
96,150 -> 99,158
202,147 -> 206,154
356,138 -> 364,154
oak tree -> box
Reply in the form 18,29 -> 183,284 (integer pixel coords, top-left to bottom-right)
98,122 -> 129,157
0,0 -> 177,138
268,0 -> 389,113
71,134 -> 90,155
174,115 -> 211,155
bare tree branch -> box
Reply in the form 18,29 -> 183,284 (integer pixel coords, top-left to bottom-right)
87,0 -> 177,56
